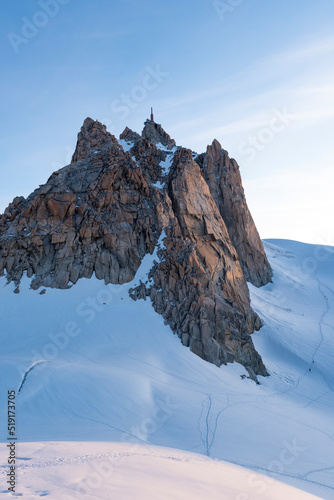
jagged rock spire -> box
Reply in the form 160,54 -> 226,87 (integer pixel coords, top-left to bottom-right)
142,119 -> 176,150
71,117 -> 117,163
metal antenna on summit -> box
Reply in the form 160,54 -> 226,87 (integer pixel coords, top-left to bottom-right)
150,107 -> 154,122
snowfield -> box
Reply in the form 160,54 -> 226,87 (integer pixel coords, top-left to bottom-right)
0,239 -> 333,499
0,442 -> 321,500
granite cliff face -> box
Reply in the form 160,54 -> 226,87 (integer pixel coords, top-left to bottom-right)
0,117 -> 272,378
197,140 -> 272,287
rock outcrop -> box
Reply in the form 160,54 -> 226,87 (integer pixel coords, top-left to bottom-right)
72,117 -> 118,162
197,140 -> 272,286
142,119 -> 176,150
0,116 -> 271,378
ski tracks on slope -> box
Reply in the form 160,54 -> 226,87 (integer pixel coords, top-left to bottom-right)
294,272 -> 334,395
197,394 -> 253,458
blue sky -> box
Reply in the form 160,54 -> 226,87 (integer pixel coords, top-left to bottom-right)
1,0 -> 334,244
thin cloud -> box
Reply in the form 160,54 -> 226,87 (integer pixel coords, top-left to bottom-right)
271,37 -> 334,64
158,36 -> 334,119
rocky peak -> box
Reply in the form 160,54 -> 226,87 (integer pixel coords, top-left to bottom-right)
142,119 -> 176,150
71,117 -> 118,163
120,126 -> 141,144
0,116 -> 272,379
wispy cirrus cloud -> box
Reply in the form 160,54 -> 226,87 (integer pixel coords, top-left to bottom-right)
163,36 -> 334,152
268,36 -> 334,65
157,37 -> 334,116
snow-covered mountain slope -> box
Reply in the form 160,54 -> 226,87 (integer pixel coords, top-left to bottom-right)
0,239 -> 333,499
0,442 -> 321,500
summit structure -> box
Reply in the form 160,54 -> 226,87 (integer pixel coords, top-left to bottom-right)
0,116 -> 272,379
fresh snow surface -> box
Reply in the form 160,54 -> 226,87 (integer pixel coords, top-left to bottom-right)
159,150 -> 175,175
155,142 -> 178,153
118,139 -> 133,153
0,239 -> 333,499
0,442 -> 321,500
154,150 -> 176,188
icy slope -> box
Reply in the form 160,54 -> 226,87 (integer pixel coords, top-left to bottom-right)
0,239 -> 333,498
